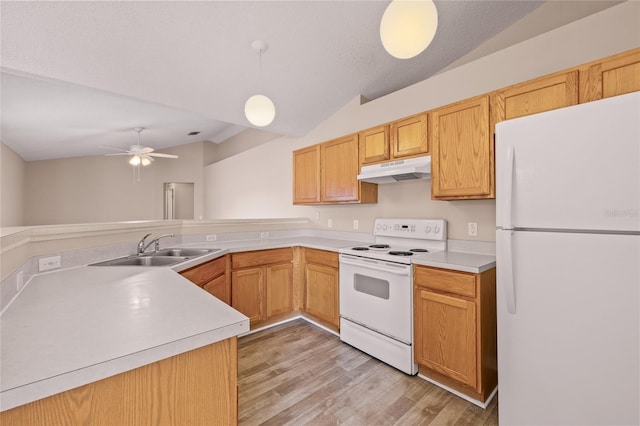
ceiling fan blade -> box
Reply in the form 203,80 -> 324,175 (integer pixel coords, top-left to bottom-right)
105,152 -> 132,156
140,146 -> 154,154
147,153 -> 179,159
100,146 -> 131,153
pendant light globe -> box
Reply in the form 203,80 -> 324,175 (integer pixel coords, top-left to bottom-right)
380,0 -> 438,59
245,94 -> 276,127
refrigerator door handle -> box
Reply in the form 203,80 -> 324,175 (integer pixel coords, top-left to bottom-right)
503,146 -> 515,229
498,229 -> 517,314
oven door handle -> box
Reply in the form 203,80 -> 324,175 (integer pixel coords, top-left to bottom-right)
339,257 -> 411,276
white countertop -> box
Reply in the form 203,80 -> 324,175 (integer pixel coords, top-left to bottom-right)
0,234 -> 495,412
0,266 -> 249,412
412,251 -> 497,273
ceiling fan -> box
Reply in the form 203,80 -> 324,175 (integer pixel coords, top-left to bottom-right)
104,127 -> 179,166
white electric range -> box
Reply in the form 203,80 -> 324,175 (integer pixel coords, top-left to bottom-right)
338,218 -> 447,375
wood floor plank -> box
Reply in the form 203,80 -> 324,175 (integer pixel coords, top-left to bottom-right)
238,319 -> 499,426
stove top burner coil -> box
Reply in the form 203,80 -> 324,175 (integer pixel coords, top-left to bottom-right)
369,244 -> 391,249
409,248 -> 429,252
388,251 -> 414,256
352,247 -> 370,251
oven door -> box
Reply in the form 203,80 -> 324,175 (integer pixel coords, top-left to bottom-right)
339,253 -> 413,343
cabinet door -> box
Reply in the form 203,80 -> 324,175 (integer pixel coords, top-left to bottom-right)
231,268 -> 264,324
580,48 -> 640,102
431,95 -> 491,199
492,70 -> 578,123
180,256 -> 226,286
293,145 -> 321,204
415,288 -> 477,389
266,263 -> 293,318
390,113 -> 428,159
320,135 -> 359,202
359,125 -> 390,165
203,274 -> 230,305
304,263 -> 339,326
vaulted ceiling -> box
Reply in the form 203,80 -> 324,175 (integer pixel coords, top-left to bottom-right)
0,1 -> 621,161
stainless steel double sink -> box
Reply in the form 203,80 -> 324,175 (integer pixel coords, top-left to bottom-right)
90,248 -> 219,267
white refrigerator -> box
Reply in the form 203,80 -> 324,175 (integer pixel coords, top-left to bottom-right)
495,91 -> 640,425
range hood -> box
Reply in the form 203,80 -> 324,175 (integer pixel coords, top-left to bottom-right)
357,155 -> 431,184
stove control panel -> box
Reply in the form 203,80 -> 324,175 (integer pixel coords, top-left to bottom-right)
374,219 -> 447,241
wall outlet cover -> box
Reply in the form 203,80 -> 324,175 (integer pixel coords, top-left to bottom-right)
353,220 -> 359,230
327,219 -> 333,228
39,256 -> 61,272
468,222 -> 478,237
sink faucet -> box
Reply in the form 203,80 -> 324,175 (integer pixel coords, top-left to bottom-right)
137,233 -> 175,255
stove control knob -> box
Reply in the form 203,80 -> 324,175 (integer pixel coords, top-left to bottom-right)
434,226 -> 440,233
383,225 -> 388,231
376,224 -> 381,230
425,226 -> 431,233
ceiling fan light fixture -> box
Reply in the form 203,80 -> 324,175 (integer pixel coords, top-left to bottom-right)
245,40 -> 276,127
380,0 -> 438,59
141,156 -> 152,166
129,155 -> 141,166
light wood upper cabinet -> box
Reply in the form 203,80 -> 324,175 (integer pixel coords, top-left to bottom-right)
391,112 -> 428,159
579,48 -> 640,102
359,125 -> 390,165
321,135 -> 360,202
431,95 -> 492,200
359,113 -> 428,167
492,70 -> 579,124
293,145 -> 321,204
293,135 -> 377,205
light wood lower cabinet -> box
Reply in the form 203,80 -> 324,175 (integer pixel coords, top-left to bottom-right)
414,265 -> 497,403
303,248 -> 340,330
231,248 -> 294,327
180,255 -> 231,305
0,338 -> 238,425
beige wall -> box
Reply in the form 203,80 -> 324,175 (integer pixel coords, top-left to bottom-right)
203,2 -> 640,241
0,143 -> 26,227
24,142 -> 205,225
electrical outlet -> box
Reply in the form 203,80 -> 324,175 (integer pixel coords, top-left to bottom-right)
353,220 -> 359,230
39,256 -> 61,272
16,271 -> 24,292
260,232 -> 269,239
206,234 -> 217,242
314,211 -> 320,220
468,222 -> 478,237
327,219 -> 333,228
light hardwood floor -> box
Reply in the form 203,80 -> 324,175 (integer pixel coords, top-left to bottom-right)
238,319 -> 498,425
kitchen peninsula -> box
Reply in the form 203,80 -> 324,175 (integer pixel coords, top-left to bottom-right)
0,219 -> 496,423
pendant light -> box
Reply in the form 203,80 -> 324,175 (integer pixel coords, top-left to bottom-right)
380,0 -> 438,59
244,40 -> 276,127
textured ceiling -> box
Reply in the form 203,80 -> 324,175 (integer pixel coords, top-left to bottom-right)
0,1 -> 621,161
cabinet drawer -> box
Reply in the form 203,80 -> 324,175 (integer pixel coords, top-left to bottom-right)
305,248 -> 339,268
231,248 -> 293,269
181,256 -> 226,286
414,266 -> 476,298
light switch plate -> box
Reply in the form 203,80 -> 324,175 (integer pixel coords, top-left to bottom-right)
206,234 -> 217,242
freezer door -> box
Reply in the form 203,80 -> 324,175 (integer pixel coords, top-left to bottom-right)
496,91 -> 640,232
497,230 -> 639,425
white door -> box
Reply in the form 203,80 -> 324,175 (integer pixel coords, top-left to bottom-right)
497,229 -> 639,425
